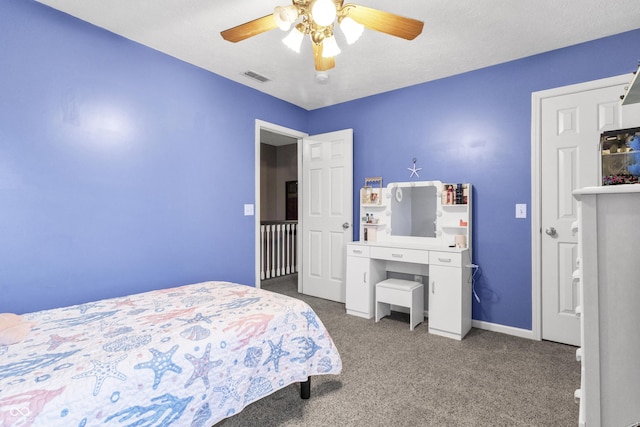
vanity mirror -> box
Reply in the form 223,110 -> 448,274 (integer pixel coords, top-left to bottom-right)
388,181 -> 439,240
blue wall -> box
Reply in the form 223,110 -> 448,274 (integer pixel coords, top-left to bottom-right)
0,0 -> 307,313
2,0 -> 639,331
309,29 -> 640,330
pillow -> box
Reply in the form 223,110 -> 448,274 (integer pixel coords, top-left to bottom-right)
0,313 -> 35,345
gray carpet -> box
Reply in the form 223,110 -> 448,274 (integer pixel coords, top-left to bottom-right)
219,275 -> 580,426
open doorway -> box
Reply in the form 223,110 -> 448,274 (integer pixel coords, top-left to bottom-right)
254,120 -> 307,290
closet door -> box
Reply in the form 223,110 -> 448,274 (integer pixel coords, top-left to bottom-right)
539,84 -> 625,346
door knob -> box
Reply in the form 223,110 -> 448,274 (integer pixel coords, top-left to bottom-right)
545,227 -> 557,237
342,222 -> 350,230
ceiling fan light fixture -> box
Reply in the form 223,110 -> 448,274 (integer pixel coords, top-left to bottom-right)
322,35 -> 341,58
339,16 -> 364,44
283,26 -> 304,53
310,0 -> 337,27
273,5 -> 299,31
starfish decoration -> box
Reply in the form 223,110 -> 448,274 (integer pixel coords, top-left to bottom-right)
263,335 -> 290,373
134,345 -> 183,390
408,158 -> 422,178
72,354 -> 127,396
301,309 -> 319,330
184,343 -> 223,389
212,369 -> 245,408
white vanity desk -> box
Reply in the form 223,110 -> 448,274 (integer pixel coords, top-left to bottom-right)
346,180 -> 473,340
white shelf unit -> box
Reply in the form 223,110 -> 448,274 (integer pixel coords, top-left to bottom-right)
439,183 -> 472,253
359,187 -> 388,242
573,185 -> 640,427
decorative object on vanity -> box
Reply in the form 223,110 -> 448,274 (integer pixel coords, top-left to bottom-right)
361,176 -> 383,204
600,127 -> 640,185
407,157 -> 422,178
441,183 -> 469,205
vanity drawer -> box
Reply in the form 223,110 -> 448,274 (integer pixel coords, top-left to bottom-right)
347,245 -> 370,257
429,252 -> 462,267
370,246 -> 429,264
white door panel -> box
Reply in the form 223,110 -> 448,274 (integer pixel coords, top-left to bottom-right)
301,129 -> 353,302
540,84 -> 625,346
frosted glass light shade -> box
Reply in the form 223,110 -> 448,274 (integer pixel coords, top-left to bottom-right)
322,35 -> 341,57
274,5 -> 299,31
283,27 -> 304,53
339,17 -> 364,44
311,0 -> 337,27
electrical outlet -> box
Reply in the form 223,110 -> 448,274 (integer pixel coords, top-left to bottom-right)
414,275 -> 423,284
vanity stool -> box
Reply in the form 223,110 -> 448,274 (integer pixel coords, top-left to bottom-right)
375,278 -> 424,331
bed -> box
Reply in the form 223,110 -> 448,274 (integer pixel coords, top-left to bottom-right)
0,281 -> 342,426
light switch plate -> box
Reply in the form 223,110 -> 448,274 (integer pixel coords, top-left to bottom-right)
244,204 -> 254,216
516,204 -> 526,219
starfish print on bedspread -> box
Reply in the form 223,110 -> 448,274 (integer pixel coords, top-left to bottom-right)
301,309 -> 320,330
104,392 -> 193,426
222,313 -> 274,350
212,369 -> 245,408
72,354 -> 127,396
135,345 -> 183,390
45,333 -> 85,351
263,335 -> 290,373
178,313 -> 216,325
184,343 -> 223,389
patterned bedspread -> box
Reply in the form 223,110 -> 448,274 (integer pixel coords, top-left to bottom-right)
0,281 -> 342,426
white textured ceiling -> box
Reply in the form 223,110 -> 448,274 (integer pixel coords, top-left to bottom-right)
35,0 -> 640,110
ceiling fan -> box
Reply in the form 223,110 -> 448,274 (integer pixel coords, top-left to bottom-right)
220,0 -> 424,71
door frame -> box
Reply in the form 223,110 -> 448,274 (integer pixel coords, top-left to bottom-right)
254,119 -> 308,290
530,74 -> 629,340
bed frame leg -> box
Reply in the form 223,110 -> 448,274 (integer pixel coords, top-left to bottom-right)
300,378 -> 311,399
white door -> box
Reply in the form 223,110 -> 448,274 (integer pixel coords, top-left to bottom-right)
301,129 -> 353,302
540,83 -> 628,345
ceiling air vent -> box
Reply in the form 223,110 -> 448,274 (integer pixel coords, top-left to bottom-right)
243,70 -> 270,83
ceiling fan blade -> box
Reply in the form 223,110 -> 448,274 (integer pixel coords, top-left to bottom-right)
221,14 -> 278,43
313,43 -> 335,71
345,5 -> 424,40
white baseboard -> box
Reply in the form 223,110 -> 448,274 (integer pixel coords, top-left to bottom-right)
472,319 -> 536,340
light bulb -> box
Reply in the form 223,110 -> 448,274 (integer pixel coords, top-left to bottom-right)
311,0 -> 336,27
339,17 -> 364,44
283,26 -> 304,53
322,35 -> 340,58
